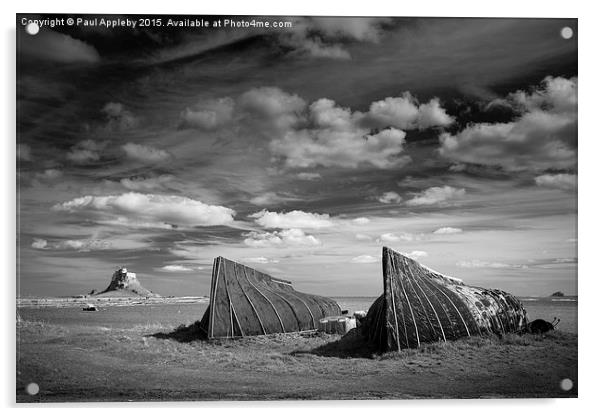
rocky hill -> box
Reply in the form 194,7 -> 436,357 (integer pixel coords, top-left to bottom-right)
95,268 -> 160,298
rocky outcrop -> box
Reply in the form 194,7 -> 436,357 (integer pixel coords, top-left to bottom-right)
96,268 -> 159,297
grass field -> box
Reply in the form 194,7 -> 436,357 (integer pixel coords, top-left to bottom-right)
16,315 -> 577,402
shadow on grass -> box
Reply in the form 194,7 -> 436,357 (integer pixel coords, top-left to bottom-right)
291,329 -> 378,359
148,321 -> 207,343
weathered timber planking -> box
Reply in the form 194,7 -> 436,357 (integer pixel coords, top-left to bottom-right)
200,256 -> 341,339
364,247 -> 528,351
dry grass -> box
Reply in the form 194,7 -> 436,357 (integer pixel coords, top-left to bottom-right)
16,317 -> 578,402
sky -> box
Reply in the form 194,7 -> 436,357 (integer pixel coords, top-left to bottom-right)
16,15 -> 577,298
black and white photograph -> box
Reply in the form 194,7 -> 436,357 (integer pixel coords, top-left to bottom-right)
14,8 -> 580,403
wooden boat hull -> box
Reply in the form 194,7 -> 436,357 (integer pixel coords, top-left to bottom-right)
364,247 -> 528,351
200,256 -> 341,339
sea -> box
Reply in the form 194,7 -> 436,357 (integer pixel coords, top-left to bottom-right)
17,296 -> 577,334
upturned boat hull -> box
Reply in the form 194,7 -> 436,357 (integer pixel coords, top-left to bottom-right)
364,247 -> 528,351
200,256 -> 341,339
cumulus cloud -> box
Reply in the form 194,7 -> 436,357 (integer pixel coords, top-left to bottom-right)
243,228 -> 320,247
31,238 -> 48,249
179,86 -> 452,170
180,97 -> 234,130
403,250 -> 428,259
534,173 -> 577,191
363,93 -> 454,130
377,232 -> 416,243
378,191 -> 403,204
406,186 -> 465,206
433,227 -> 463,234
272,98 -> 411,169
250,209 -> 333,229
238,87 -> 306,131
19,29 -> 100,63
17,144 -> 32,161
439,76 -> 577,171
272,127 -> 409,169
53,192 -> 235,229
351,217 -> 371,225
122,143 -> 171,163
268,91 -> 452,169
351,255 -> 379,264
249,192 -> 298,206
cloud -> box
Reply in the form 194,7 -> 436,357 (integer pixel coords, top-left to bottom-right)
243,257 -> 280,264
249,192 -> 298,206
457,260 -> 527,269
120,175 -> 175,191
439,76 -> 577,171
250,209 -> 334,229
305,17 -> 391,42
66,140 -> 104,164
295,37 -> 351,60
243,228 -> 320,247
53,192 -> 235,229
122,143 -> 171,163
378,191 -> 402,204
101,102 -> 138,131
433,227 -> 463,234
17,144 -> 32,161
363,93 -> 454,130
31,238 -> 111,251
159,264 -> 202,272
271,127 -> 409,169
281,17 -> 391,60
296,172 -> 322,180
377,232 -> 416,243
55,239 -> 112,251
179,87 -> 453,170
35,169 -> 62,180
535,173 -> 577,191
66,149 -> 99,164
403,250 -> 428,260
31,238 -> 47,249
448,163 -> 467,172
351,217 -> 371,225
355,233 -> 373,241
553,257 -> 577,264
179,97 -> 235,130
19,29 -> 100,63
264,94 -> 409,169
406,186 -> 465,206
351,255 -> 379,264
238,87 -> 305,125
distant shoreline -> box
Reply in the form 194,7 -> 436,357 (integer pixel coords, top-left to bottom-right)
16,294 -> 577,309
17,296 -> 210,308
